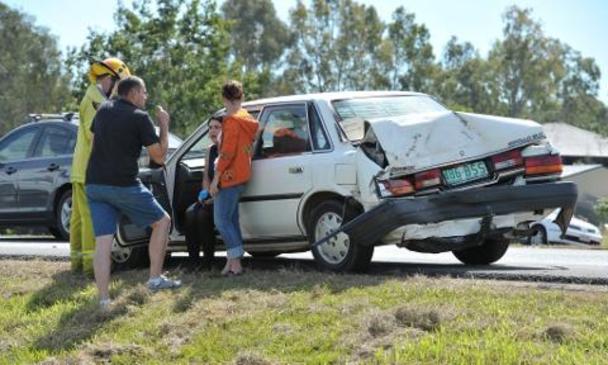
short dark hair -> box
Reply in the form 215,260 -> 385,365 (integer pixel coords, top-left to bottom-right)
222,80 -> 243,101
117,76 -> 144,98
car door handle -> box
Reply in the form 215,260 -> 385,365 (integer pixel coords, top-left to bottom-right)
47,163 -> 60,171
288,166 -> 303,174
5,166 -> 17,175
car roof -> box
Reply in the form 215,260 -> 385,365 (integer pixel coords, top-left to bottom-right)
27,113 -> 80,127
242,90 -> 427,108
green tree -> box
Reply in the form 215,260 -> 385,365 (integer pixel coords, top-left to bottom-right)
283,0 -> 387,93
66,0 -> 261,137
385,6 -> 437,93
221,0 -> 291,73
488,6 -> 562,119
0,2 -> 72,135
435,36 -> 502,114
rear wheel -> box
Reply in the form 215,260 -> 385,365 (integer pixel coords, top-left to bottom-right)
52,189 -> 72,241
307,200 -> 374,272
452,238 -> 509,265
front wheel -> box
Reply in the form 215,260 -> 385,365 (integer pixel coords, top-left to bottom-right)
452,238 -> 509,265
307,200 -> 374,272
111,239 -> 148,270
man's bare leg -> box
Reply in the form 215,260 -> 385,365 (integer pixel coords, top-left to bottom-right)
94,234 -> 114,300
149,214 -> 171,279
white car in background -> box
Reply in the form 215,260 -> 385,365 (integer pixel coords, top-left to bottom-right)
529,209 -> 603,246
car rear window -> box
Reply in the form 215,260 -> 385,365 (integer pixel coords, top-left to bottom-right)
332,95 -> 448,120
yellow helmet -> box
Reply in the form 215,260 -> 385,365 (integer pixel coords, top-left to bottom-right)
87,57 -> 131,83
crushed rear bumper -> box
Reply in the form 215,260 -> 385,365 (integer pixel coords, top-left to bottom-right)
313,182 -> 578,250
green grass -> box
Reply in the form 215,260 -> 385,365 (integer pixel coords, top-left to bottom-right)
1,259 -> 607,364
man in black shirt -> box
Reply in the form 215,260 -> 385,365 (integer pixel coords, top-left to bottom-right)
86,76 -> 180,308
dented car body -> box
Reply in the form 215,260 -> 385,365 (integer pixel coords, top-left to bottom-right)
115,91 -> 577,271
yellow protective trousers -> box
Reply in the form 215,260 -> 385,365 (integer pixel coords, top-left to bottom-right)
70,183 -> 95,276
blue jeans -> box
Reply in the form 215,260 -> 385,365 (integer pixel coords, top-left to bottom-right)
214,184 -> 246,259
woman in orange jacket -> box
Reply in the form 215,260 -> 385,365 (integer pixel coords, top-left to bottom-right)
209,80 -> 259,276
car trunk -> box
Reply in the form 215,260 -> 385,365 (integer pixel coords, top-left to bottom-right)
366,111 -> 546,176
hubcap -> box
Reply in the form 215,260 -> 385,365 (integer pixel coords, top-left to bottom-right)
60,196 -> 72,233
111,239 -> 132,263
314,212 -> 350,265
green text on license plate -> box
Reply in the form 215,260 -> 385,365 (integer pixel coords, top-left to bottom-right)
442,161 -> 489,186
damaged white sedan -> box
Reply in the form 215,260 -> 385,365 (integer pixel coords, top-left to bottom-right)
115,91 -> 577,272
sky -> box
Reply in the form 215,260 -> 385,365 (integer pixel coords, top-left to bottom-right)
6,0 -> 608,102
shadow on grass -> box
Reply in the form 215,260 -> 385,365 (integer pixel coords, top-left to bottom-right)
28,269 -> 137,353
26,270 -> 89,312
34,300 -> 129,352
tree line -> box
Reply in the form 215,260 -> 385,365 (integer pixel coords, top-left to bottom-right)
1,0 -> 606,138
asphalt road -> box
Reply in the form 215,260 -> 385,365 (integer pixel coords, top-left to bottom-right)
1,236 -> 606,285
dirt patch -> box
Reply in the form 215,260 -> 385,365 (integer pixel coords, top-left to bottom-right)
394,306 -> 442,332
544,323 -> 576,343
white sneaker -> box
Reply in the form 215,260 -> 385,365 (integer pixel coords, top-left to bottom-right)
147,275 -> 182,291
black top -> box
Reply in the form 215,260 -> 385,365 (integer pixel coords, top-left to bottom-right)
86,98 -> 159,186
207,144 -> 218,181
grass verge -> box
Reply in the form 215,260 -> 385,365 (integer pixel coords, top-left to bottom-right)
0,258 -> 607,364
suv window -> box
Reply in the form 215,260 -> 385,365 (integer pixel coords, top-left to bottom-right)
35,126 -> 76,157
259,105 -> 311,158
0,126 -> 39,162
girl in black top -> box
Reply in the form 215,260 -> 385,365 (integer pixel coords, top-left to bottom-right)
184,117 -> 222,268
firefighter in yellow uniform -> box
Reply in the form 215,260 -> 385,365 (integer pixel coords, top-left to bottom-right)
70,58 -> 130,275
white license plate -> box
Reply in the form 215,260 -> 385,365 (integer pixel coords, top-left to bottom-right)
443,161 -> 489,186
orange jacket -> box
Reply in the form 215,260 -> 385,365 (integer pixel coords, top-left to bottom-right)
216,109 -> 259,188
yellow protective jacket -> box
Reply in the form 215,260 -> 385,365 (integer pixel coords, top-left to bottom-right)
71,84 -> 106,183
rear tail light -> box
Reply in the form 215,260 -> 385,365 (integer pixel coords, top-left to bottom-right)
525,154 -> 562,176
491,150 -> 523,170
415,169 -> 441,190
381,178 -> 415,196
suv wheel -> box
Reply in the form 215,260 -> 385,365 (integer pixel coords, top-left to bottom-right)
307,200 -> 374,272
52,189 -> 72,241
111,239 -> 148,269
452,238 -> 510,265
527,225 -> 548,245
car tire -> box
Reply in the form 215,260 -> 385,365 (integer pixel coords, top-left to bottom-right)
307,200 -> 374,272
248,251 -> 281,258
111,239 -> 148,270
52,189 -> 72,241
452,238 -> 509,265
527,225 -> 548,245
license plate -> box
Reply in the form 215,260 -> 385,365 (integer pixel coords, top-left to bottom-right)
442,161 -> 489,186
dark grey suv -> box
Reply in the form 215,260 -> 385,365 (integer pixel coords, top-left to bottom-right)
0,113 -> 183,240
0,113 -> 78,239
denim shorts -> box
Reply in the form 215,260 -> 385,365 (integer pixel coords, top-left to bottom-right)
86,183 -> 167,237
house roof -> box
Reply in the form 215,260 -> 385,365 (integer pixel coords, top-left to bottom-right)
543,123 -> 608,158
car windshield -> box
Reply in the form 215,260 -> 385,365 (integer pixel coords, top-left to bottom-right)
332,95 -> 448,121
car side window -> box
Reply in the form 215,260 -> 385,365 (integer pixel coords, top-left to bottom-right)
258,105 -> 311,159
0,127 -> 38,162
182,130 -> 211,161
308,104 -> 330,151
34,126 -> 76,158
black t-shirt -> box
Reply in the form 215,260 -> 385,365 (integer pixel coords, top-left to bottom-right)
207,144 -> 218,181
86,98 -> 159,186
